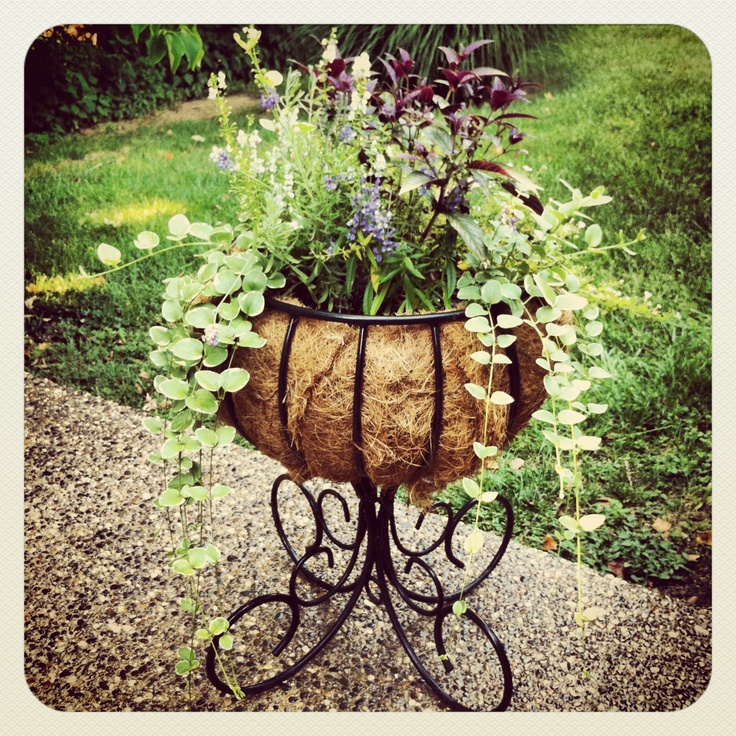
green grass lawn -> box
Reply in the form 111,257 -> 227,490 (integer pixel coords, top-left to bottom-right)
439,24 -> 711,598
24,24 -> 712,599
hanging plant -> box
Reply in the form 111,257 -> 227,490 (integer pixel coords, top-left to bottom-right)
90,25 -> 644,699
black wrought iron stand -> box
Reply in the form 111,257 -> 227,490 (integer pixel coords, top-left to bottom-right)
207,299 -> 518,711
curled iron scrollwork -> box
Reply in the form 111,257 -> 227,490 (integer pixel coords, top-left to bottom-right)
206,474 -> 514,710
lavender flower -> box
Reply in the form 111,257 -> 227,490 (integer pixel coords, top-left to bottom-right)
201,324 -> 220,347
211,150 -> 236,171
346,177 -> 397,258
259,89 -> 280,110
324,175 -> 338,192
339,125 -> 356,142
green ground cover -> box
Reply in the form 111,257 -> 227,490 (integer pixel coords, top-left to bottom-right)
24,24 -> 711,598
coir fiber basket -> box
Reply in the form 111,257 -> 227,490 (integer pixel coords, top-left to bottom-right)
221,297 -> 550,508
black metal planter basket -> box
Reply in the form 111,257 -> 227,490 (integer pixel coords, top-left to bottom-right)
207,297 -> 518,711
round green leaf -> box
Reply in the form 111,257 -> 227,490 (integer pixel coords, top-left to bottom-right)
464,383 -> 486,400
149,325 -> 171,346
219,634 -> 234,651
220,367 -> 250,393
219,300 -> 240,321
211,483 -> 231,499
204,544 -> 221,564
203,345 -> 229,367
97,243 -> 121,267
537,306 -> 562,323
462,477 -> 481,498
186,389 -> 219,415
135,231 -> 160,250
543,375 -> 560,396
558,409 -> 587,425
216,426 -> 237,445
559,515 -> 580,533
237,332 -> 267,349
162,299 -> 184,323
533,273 -> 557,306
242,269 -> 267,292
189,222 -> 214,239
184,485 -> 208,502
149,350 -> 168,367
209,617 -> 229,636
589,366 -> 612,379
576,435 -> 602,451
500,282 -> 522,300
187,547 -> 207,569
464,303 -> 486,318
195,370 -> 222,392
160,437 -> 184,459
556,293 -> 588,311
496,314 -> 523,329
239,291 -> 265,317
171,338 -> 204,361
267,272 -> 286,289
496,334 -> 517,348
465,316 -> 491,333
464,530 -> 484,555
470,350 -> 491,365
480,279 -> 502,304
532,409 -> 556,424
214,269 -> 239,296
490,391 -> 514,405
169,214 -> 191,238
585,224 -> 603,248
457,285 -> 481,301
196,427 -> 219,447
143,416 -> 163,434
158,378 -> 190,400
169,408 -> 194,433
565,273 -> 580,292
452,600 -> 467,617
579,513 -> 606,532
158,487 -> 183,506
185,306 -> 216,329
171,558 -> 195,576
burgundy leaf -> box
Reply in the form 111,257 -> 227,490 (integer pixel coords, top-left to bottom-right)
461,39 -> 493,57
492,112 -> 538,121
441,68 -> 459,85
456,70 -> 477,85
508,126 -> 526,145
500,181 -> 544,215
472,66 -> 508,78
438,46 -> 461,66
327,58 -> 346,77
378,56 -> 397,85
468,160 -> 511,177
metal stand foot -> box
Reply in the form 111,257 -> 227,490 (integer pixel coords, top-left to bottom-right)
205,473 -> 514,711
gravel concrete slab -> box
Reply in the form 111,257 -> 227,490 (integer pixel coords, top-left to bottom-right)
24,373 -> 711,712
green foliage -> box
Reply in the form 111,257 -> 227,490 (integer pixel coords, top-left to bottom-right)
522,24 -> 711,309
278,24 -> 566,80
132,25 -> 205,73
24,23 -> 712,691
25,25 -> 254,134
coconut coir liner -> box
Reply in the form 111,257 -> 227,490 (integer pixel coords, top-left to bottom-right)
222,301 -> 549,507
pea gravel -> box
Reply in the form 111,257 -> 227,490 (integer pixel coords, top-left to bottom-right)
23,373 -> 711,712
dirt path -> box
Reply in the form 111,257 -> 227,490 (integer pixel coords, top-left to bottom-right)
82,93 -> 259,135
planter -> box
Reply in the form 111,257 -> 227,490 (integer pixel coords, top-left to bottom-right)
221,297 -> 550,506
